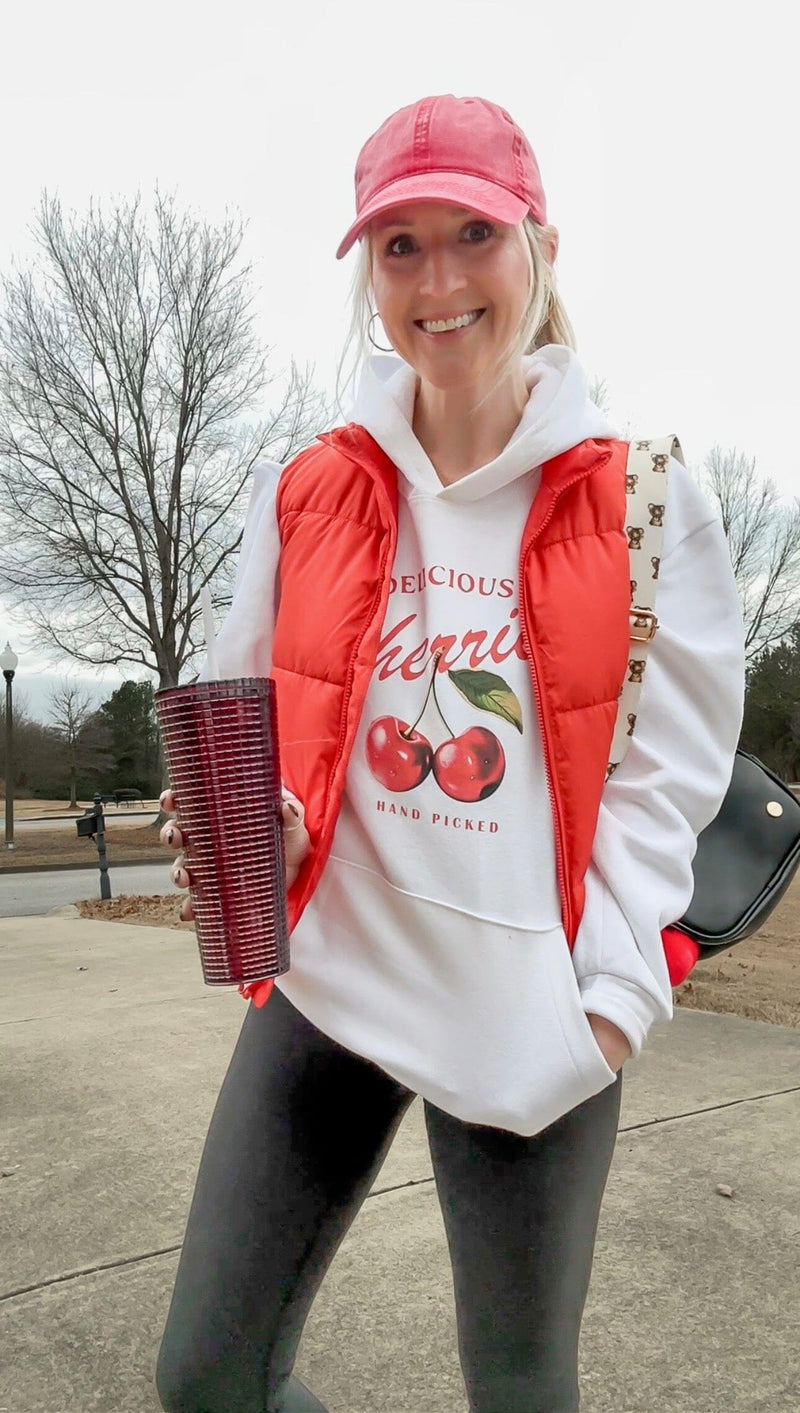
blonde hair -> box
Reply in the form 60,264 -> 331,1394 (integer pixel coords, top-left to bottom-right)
334,215 -> 577,422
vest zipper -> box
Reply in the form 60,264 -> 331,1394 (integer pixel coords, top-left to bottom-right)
293,537 -> 393,926
519,547 -> 571,944
290,434 -> 398,926
519,462 -> 609,946
324,537 -> 394,828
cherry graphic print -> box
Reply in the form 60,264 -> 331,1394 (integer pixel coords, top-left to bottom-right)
433,725 -> 505,802
428,663 -> 512,802
365,650 -> 523,801
365,716 -> 433,791
365,653 -> 441,792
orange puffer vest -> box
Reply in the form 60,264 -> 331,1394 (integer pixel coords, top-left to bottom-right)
249,424 -> 694,1006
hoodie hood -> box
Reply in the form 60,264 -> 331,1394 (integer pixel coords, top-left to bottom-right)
348,344 -> 619,503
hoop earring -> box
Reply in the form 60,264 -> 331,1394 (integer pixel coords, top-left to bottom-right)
367,311 -> 394,353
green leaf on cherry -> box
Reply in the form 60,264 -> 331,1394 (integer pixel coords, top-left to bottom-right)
446,670 -> 523,734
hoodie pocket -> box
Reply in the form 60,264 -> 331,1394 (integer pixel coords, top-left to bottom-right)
546,935 -> 617,1091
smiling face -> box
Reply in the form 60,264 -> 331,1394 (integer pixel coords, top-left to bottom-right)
368,201 -> 533,393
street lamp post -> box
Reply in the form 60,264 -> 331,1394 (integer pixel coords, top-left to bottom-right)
1,641 -> 19,850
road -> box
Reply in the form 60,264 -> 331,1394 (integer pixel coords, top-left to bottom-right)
0,863 -> 171,917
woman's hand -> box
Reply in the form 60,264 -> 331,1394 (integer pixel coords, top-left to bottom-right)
159,789 -> 194,920
586,1014 -> 632,1072
159,786 -> 312,921
280,793 -> 312,888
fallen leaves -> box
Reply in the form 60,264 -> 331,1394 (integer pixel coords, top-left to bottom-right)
77,894 -> 195,930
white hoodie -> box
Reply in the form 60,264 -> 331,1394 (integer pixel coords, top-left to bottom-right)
211,346 -> 746,1136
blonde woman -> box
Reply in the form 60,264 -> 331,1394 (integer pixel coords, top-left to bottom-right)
156,94 -> 745,1412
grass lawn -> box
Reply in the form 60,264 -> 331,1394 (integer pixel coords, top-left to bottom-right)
0,822 -> 166,870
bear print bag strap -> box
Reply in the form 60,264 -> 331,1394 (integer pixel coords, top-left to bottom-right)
606,435 -> 685,782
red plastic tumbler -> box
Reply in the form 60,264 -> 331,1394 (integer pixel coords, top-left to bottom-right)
154,677 -> 289,987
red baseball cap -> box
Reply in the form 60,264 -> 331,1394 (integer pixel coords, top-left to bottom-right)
335,94 -> 548,260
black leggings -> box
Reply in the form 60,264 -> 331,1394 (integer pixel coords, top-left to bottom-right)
156,986 -> 621,1413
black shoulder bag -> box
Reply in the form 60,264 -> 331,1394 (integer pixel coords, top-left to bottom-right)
607,436 -> 800,963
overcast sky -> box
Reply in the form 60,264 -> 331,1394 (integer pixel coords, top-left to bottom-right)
2,0 -> 798,721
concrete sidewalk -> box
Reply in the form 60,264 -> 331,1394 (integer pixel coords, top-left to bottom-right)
1,916 -> 798,1413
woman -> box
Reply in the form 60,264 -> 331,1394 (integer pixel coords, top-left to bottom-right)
156,94 -> 745,1412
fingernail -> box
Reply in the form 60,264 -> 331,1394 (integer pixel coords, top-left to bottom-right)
166,828 -> 174,846
286,802 -> 300,819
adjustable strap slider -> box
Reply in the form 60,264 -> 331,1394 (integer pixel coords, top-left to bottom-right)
630,607 -> 658,642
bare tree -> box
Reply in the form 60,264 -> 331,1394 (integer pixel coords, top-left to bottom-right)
0,685 -> 31,725
48,680 -> 94,809
587,375 -> 611,413
0,190 -> 332,690
697,446 -> 800,658
587,374 -> 632,437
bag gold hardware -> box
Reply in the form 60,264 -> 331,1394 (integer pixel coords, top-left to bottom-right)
630,609 -> 658,642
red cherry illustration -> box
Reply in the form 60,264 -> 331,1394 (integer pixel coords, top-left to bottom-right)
433,726 -> 505,802
366,716 -> 433,792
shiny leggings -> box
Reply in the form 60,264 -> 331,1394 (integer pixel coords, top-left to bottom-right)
156,986 -> 621,1413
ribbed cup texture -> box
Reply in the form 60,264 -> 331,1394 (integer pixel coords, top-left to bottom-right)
155,679 -> 289,987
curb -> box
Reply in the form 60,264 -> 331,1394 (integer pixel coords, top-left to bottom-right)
44,906 -> 186,924
0,856 -> 166,876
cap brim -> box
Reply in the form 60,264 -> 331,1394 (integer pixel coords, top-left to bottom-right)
335,172 -> 531,260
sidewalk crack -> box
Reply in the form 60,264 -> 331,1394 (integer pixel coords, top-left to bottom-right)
619,1083 -> 800,1132
3,1089 -> 798,1303
368,1174 -> 436,1200
0,1245 -> 182,1303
